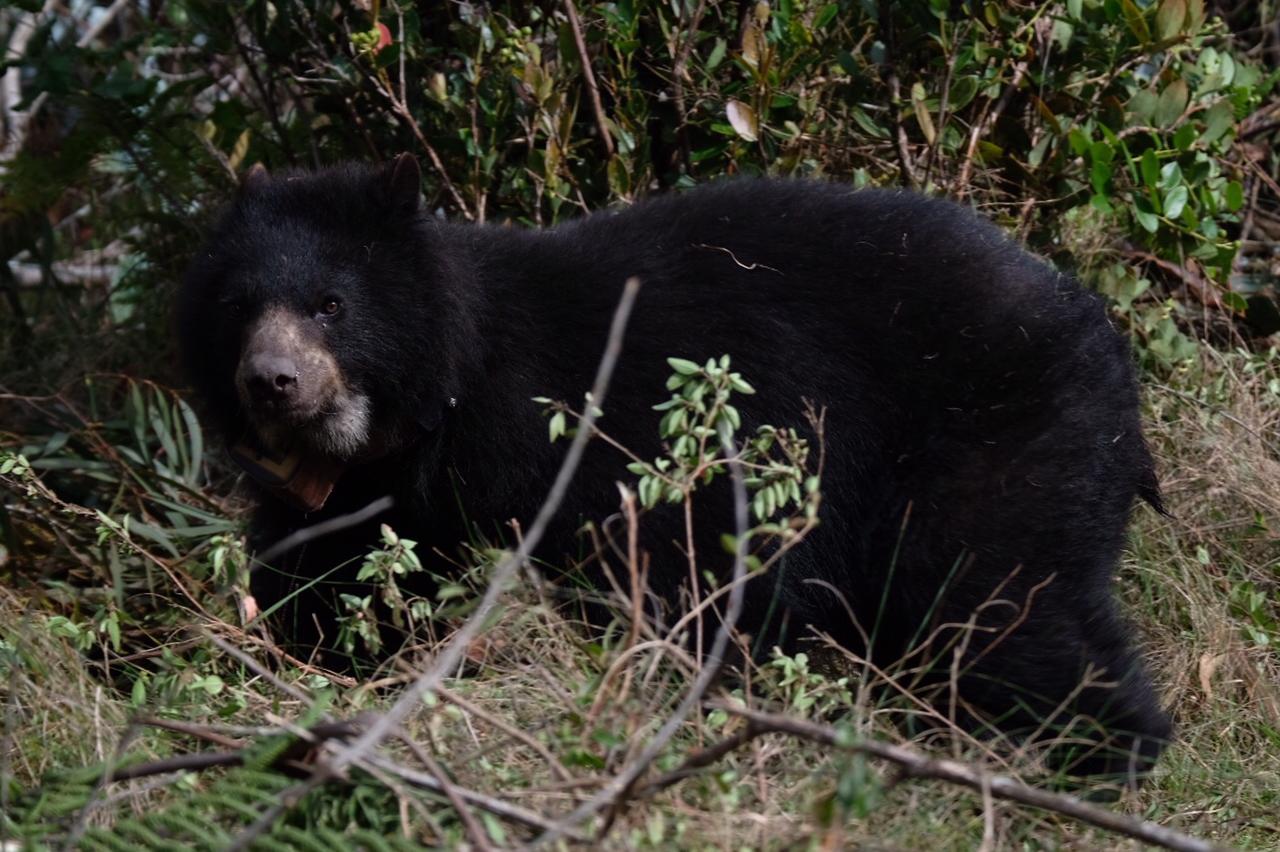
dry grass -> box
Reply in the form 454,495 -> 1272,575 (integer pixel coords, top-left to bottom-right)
2,345 -> 1278,849
1124,346 -> 1280,849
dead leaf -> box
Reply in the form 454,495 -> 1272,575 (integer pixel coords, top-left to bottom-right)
1198,652 -> 1221,698
742,24 -> 765,69
727,100 -> 759,142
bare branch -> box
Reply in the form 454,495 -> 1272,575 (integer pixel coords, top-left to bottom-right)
956,59 -> 1029,199
256,495 -> 395,564
396,734 -> 492,852
435,684 -> 573,782
361,753 -> 590,841
563,0 -> 614,158
2,0 -> 131,168
709,704 -> 1227,852
1,3 -> 54,162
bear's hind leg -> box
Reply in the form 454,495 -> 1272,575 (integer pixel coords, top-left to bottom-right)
953,603 -> 1171,788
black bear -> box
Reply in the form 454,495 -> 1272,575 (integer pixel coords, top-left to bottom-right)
177,155 -> 1171,783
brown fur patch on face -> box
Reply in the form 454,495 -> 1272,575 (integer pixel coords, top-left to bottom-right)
235,307 -> 371,458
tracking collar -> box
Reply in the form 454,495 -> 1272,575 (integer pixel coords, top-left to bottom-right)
230,396 -> 457,513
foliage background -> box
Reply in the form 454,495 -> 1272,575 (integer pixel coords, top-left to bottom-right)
1,0 -> 1279,848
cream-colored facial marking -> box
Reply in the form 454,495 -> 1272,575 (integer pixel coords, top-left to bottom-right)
235,306 -> 371,459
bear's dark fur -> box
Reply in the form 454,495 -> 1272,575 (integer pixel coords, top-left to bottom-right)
178,158 -> 1171,782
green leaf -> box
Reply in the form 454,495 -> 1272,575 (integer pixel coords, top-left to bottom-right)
1128,89 -> 1158,123
1222,291 -> 1248,313
911,82 -> 935,144
1201,101 -> 1235,145
1186,0 -> 1206,33
1051,18 -> 1074,51
1154,0 -> 1187,41
1224,180 -> 1244,212
177,397 -> 203,486
1068,128 -> 1091,157
1173,123 -> 1197,151
1090,160 -> 1111,195
1028,134 -> 1052,168
1089,141 -> 1115,165
706,38 -> 727,71
129,519 -> 180,557
947,76 -> 980,112
1163,184 -> 1189,219
548,410 -> 566,442
1133,196 -> 1160,233
667,357 -> 701,375
850,107 -> 889,139
1154,79 -> 1189,127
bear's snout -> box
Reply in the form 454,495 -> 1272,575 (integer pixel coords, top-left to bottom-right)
234,306 -> 343,424
243,351 -> 299,405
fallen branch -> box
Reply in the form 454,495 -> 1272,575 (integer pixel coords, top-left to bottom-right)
396,734 -> 492,852
636,719 -> 762,798
1123,247 -> 1224,311
705,703 -> 1228,852
361,753 -> 589,841
96,717 -> 577,840
436,684 -> 573,782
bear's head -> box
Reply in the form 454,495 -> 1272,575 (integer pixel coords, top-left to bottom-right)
177,155 -> 475,507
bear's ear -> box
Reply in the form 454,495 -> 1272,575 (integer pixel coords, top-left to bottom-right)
385,152 -> 422,215
239,162 -> 269,194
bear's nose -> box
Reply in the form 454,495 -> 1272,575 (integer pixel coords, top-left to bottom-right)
246,353 -> 299,404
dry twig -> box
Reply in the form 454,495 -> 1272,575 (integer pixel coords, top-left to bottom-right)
707,703 -> 1228,852
563,0 -> 615,158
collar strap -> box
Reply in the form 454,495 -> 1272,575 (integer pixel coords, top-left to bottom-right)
229,440 -> 344,513
228,397 -> 458,513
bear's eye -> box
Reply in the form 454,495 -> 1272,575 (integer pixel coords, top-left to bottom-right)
318,297 -> 342,317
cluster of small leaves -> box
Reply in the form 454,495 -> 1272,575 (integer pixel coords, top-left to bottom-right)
1231,580 -> 1280,650
762,648 -> 854,717
206,533 -> 249,587
0,451 -> 32,479
337,523 -> 430,656
623,356 -> 817,525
